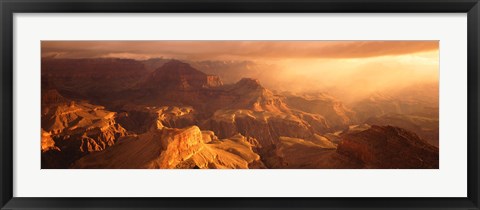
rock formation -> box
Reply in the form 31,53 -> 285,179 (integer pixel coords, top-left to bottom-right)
72,126 -> 265,169
41,58 -> 439,169
284,92 -> 356,129
41,90 -> 127,168
143,60 -> 223,90
337,125 -> 439,168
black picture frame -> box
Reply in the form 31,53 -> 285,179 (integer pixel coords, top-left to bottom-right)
1,0 -> 479,209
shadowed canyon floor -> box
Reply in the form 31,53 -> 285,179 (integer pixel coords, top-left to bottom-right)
41,59 -> 439,169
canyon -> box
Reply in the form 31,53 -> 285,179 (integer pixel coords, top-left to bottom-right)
41,58 -> 439,169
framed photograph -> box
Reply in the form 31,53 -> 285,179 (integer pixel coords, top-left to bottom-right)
1,0 -> 479,209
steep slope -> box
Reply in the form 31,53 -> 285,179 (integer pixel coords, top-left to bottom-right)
72,126 -> 265,169
284,92 -> 356,129
142,60 -> 223,90
116,104 -> 197,133
222,78 -> 290,113
267,136 -> 360,169
41,129 -> 59,152
41,90 -> 127,168
129,60 -> 226,113
142,58 -> 171,72
337,125 -> 439,168
201,109 -> 329,150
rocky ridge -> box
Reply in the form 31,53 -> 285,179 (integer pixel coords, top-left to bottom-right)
41,59 -> 439,169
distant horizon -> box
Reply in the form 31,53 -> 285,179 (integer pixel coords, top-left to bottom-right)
42,40 -> 438,61
41,41 -> 439,103
41,56 -> 261,64
41,56 -> 439,99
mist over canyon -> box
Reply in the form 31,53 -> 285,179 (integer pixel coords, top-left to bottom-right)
41,55 -> 439,169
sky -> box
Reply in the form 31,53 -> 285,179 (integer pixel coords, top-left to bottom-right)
41,41 -> 439,102
42,41 -> 438,61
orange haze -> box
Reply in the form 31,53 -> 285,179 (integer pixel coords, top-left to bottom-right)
41,41 -> 439,103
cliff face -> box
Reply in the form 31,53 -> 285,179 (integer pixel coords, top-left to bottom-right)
205,75 -> 223,87
117,105 -> 197,133
143,60 -> 223,90
188,134 -> 265,169
225,78 -> 291,113
41,90 -> 127,168
201,109 -> 327,151
41,129 -> 59,152
72,126 -> 264,169
155,126 -> 206,168
337,125 -> 439,169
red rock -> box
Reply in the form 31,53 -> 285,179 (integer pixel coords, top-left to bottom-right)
337,125 -> 439,168
71,126 -> 264,169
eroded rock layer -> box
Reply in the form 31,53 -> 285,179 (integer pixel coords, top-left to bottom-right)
337,125 -> 439,169
72,126 -> 265,169
41,59 -> 439,169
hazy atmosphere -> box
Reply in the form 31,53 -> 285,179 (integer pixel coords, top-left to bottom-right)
41,41 -> 439,169
42,41 -> 439,102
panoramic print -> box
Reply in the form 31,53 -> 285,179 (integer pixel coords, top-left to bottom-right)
41,41 -> 439,169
